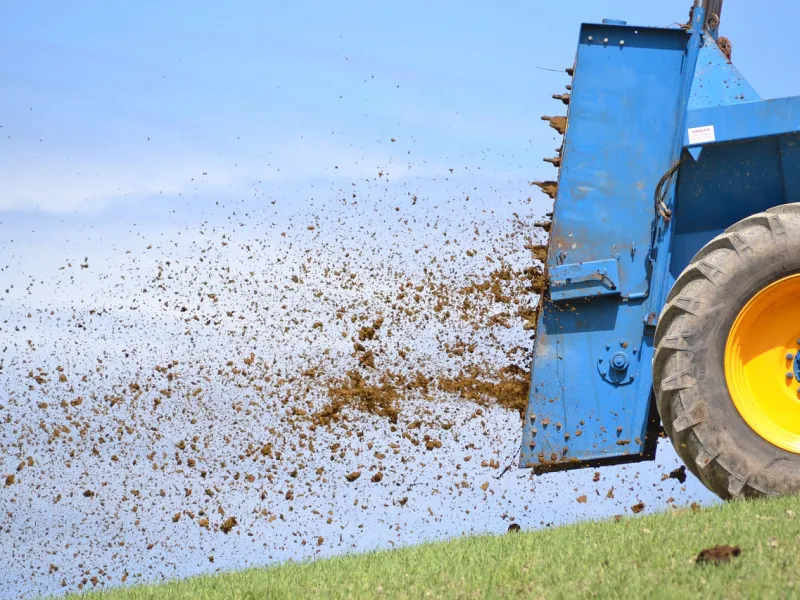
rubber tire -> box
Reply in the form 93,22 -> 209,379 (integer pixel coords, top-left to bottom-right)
653,203 -> 800,500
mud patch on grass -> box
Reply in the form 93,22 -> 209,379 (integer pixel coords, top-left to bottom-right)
696,545 -> 741,566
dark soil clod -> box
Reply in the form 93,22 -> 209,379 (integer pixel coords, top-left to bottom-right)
220,516 -> 237,534
507,523 -> 521,533
696,544 -> 742,566
669,465 -> 687,484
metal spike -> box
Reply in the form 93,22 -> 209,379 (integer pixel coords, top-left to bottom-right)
566,67 -> 575,76
541,116 -> 567,135
553,93 -> 571,105
565,84 -> 572,90
543,157 -> 562,167
532,181 -> 558,199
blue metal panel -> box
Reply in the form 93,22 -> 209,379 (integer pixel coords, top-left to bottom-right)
780,135 -> 800,205
663,22 -> 793,301
667,133 -> 800,285
643,10 -> 707,324
668,229 -> 723,287
688,35 -> 760,111
675,138 -> 786,234
520,23 -> 692,468
685,97 -> 800,147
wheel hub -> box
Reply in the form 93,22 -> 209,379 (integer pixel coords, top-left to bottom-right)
725,274 -> 800,453
611,352 -> 629,370
597,339 -> 636,386
794,350 -> 800,383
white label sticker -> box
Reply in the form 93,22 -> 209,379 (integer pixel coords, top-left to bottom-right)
688,125 -> 716,145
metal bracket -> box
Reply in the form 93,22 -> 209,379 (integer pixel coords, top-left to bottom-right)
549,258 -> 621,302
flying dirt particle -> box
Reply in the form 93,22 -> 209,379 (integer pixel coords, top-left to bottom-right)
83,490 -> 95,498
507,524 -> 521,533
345,471 -> 361,482
436,365 -> 530,416
690,502 -> 701,513
424,439 -> 442,451
669,465 -> 687,484
530,244 -> 549,262
319,371 -> 400,425
4,474 -> 14,487
370,472 -> 383,483
198,518 -> 209,529
576,495 -> 587,504
630,502 -> 645,514
357,326 -> 376,342
220,516 -> 237,534
695,545 -> 741,566
358,351 -> 375,369
592,472 -> 600,482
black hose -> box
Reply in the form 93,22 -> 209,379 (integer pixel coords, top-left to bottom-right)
654,157 -> 686,221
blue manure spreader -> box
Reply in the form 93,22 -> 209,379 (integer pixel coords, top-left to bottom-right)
520,0 -> 800,500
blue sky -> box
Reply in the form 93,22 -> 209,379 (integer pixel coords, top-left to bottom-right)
3,1 -> 800,598
4,0 -> 798,218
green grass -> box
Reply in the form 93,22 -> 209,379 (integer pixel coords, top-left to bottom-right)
72,494 -> 800,600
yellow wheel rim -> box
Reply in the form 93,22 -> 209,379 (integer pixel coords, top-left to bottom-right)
725,273 -> 800,453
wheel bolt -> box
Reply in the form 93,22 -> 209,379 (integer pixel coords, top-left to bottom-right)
787,372 -> 795,379
788,353 -> 795,360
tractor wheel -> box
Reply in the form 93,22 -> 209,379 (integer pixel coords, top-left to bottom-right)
653,203 -> 800,500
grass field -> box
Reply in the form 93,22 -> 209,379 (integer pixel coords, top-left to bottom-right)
71,493 -> 800,600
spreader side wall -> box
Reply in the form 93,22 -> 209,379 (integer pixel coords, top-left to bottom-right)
520,24 -> 690,469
